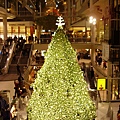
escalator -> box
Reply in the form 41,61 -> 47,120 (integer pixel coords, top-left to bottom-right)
8,48 -> 22,74
82,66 -> 97,101
18,44 -> 32,65
85,67 -> 96,89
8,44 -> 32,74
0,44 -> 13,69
83,66 -> 102,102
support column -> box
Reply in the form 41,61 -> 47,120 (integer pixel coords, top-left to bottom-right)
37,25 -> 40,39
107,61 -> 112,101
91,25 -> 96,43
91,48 -> 96,63
3,16 -> 7,41
16,0 -> 18,16
5,0 -> 7,9
107,61 -> 112,77
91,24 -> 96,63
90,0 -> 93,7
107,77 -> 112,101
85,19 -> 87,42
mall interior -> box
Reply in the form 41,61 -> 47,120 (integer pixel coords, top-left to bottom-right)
0,0 -> 120,120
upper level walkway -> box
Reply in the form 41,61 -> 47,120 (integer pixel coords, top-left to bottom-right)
33,40 -> 102,51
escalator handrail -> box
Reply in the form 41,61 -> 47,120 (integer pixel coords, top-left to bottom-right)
17,44 -> 25,65
0,44 -> 5,63
2,42 -> 16,74
27,44 -> 33,66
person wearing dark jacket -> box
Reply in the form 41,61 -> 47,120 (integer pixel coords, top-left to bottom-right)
117,105 -> 120,120
0,94 -> 10,120
16,64 -> 21,75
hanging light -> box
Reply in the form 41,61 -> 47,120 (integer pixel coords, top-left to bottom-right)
89,16 -> 96,25
92,18 -> 96,25
89,16 -> 93,23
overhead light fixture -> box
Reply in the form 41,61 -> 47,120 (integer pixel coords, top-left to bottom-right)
89,16 -> 96,25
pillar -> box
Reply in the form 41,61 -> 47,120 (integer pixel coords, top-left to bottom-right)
107,61 -> 112,77
90,0 -> 93,8
107,77 -> 112,101
16,0 -> 18,16
4,0 -> 7,9
85,19 -> 87,41
3,16 -> 7,41
91,48 -> 96,63
37,25 -> 40,39
91,24 -> 96,63
91,25 -> 96,43
107,61 -> 112,101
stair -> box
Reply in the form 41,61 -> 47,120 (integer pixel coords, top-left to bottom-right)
7,44 -> 32,74
8,65 -> 24,74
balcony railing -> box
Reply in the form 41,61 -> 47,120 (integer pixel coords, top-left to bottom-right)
34,37 -> 91,44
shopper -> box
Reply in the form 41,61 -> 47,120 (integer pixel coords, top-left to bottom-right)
77,53 -> 81,61
98,56 -> 102,66
18,74 -> 24,82
103,60 -> 107,69
0,66 -> 2,74
0,94 -> 10,120
95,55 -> 98,65
14,80 -> 20,98
117,105 -> 120,120
16,64 -> 21,75
90,66 -> 94,79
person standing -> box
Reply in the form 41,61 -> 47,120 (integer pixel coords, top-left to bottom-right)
103,60 -> 107,69
16,64 -> 21,75
95,55 -> 98,65
0,94 -> 10,120
77,52 -> 81,61
14,80 -> 20,98
117,105 -> 120,120
98,56 -> 102,66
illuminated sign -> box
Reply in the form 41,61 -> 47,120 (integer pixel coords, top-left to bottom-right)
97,78 -> 106,90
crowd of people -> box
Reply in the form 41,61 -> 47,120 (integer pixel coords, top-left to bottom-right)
77,51 -> 91,62
95,51 -> 107,69
32,50 -> 45,64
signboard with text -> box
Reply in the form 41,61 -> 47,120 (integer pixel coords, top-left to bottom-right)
97,78 -> 106,90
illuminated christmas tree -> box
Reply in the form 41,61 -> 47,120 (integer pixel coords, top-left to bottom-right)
27,16 -> 96,120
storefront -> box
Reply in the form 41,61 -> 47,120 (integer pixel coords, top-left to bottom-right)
0,21 -> 35,42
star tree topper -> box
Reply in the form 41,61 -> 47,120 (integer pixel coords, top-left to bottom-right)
56,16 -> 65,29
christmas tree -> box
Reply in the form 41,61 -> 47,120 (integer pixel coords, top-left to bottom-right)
27,16 -> 96,120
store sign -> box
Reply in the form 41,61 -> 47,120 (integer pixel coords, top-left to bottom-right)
9,24 -> 25,26
102,43 -> 109,61
97,78 -> 106,90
